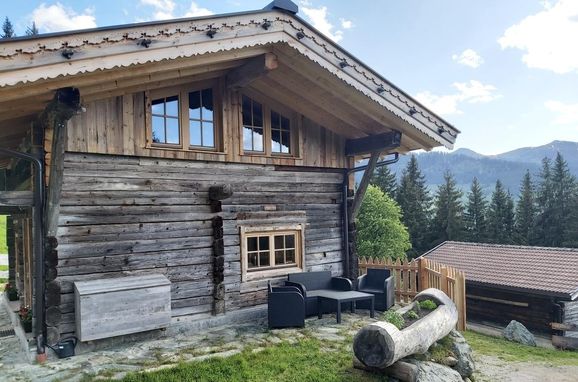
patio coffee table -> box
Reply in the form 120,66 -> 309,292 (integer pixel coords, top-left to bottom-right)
309,290 -> 375,324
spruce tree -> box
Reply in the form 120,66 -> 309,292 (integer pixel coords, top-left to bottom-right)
487,180 -> 515,244
26,22 -> 39,36
370,165 -> 397,197
464,177 -> 487,243
429,171 -> 465,247
551,153 -> 577,247
535,157 -> 556,246
2,17 -> 15,39
515,171 -> 536,245
396,155 -> 431,257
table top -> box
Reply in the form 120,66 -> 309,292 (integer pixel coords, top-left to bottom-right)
307,289 -> 374,302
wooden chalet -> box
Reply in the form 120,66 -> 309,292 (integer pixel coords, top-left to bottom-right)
0,1 -> 458,355
423,241 -> 578,343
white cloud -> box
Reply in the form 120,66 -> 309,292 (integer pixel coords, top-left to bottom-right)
30,3 -> 97,32
184,2 -> 213,17
498,0 -> 578,74
340,18 -> 353,29
140,0 -> 212,21
452,49 -> 484,68
545,100 -> 578,125
415,80 -> 501,116
301,5 -> 343,42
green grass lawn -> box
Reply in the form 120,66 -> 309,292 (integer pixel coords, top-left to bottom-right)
464,331 -> 578,366
0,215 -> 7,253
106,338 -> 387,382
99,331 -> 578,382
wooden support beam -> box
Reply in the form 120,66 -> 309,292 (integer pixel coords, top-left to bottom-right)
226,53 -> 278,90
351,151 -> 380,217
345,131 -> 402,156
0,191 -> 33,207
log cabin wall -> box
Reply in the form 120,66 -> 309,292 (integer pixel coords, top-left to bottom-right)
563,301 -> 578,338
54,152 -> 345,339
466,284 -> 555,335
65,88 -> 348,169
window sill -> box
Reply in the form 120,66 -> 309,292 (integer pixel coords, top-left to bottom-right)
243,266 -> 303,282
149,145 -> 226,155
240,152 -> 301,160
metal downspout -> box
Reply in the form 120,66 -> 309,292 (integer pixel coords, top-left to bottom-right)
0,148 -> 45,355
342,153 -> 400,279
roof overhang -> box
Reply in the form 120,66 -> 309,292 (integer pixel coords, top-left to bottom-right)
0,6 -> 459,153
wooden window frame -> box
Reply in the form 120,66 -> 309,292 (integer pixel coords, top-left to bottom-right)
240,224 -> 305,282
145,79 -> 223,153
239,90 -> 301,158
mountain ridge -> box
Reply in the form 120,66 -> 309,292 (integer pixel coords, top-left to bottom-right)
384,140 -> 578,197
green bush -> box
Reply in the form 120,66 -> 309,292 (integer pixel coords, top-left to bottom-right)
404,310 -> 419,320
419,299 -> 438,310
383,310 -> 405,330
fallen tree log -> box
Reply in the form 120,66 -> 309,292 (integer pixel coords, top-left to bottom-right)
353,288 -> 458,369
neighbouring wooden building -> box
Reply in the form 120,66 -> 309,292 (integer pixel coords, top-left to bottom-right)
423,241 -> 578,339
0,1 -> 458,356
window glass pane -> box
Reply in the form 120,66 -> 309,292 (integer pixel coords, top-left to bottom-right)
271,129 -> 281,153
253,100 -> 263,127
271,111 -> 280,129
242,96 -> 252,126
281,131 -> 291,154
259,236 -> 269,251
202,122 -> 214,147
248,253 -> 258,268
286,249 -> 295,263
247,237 -> 258,252
275,250 -> 284,265
190,120 -> 202,146
201,88 -> 214,120
166,117 -> 180,144
253,127 -> 264,152
281,115 -> 290,131
152,99 -> 164,115
188,91 -> 201,120
152,116 -> 164,143
243,127 -> 254,151
165,96 -> 179,117
259,252 -> 269,267
285,235 -> 295,249
274,235 -> 284,249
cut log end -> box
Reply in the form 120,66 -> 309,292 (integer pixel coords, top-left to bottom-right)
353,324 -> 396,367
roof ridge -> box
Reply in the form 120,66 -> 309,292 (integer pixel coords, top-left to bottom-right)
443,240 -> 578,253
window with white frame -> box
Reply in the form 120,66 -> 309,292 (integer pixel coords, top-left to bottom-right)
240,225 -> 304,281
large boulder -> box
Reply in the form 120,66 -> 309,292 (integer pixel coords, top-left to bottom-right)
448,330 -> 475,377
503,320 -> 536,347
409,360 -> 463,382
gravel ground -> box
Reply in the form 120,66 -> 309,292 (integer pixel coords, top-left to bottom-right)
473,354 -> 578,382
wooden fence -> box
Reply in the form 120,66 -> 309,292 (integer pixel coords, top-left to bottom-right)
358,257 -> 467,331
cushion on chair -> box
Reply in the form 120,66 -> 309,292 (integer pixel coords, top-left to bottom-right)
365,268 -> 390,289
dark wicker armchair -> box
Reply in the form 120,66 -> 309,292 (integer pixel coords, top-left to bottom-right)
356,268 -> 395,311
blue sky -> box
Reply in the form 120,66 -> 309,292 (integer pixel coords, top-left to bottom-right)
3,0 -> 578,154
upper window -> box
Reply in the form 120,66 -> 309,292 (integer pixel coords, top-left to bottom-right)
189,88 -> 215,148
152,96 -> 180,145
242,95 -> 264,152
148,84 -> 219,151
241,94 -> 295,156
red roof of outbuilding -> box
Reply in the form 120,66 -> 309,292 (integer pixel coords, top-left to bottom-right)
423,241 -> 578,300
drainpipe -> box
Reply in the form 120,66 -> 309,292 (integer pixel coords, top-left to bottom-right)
342,153 -> 399,279
0,148 -> 45,356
